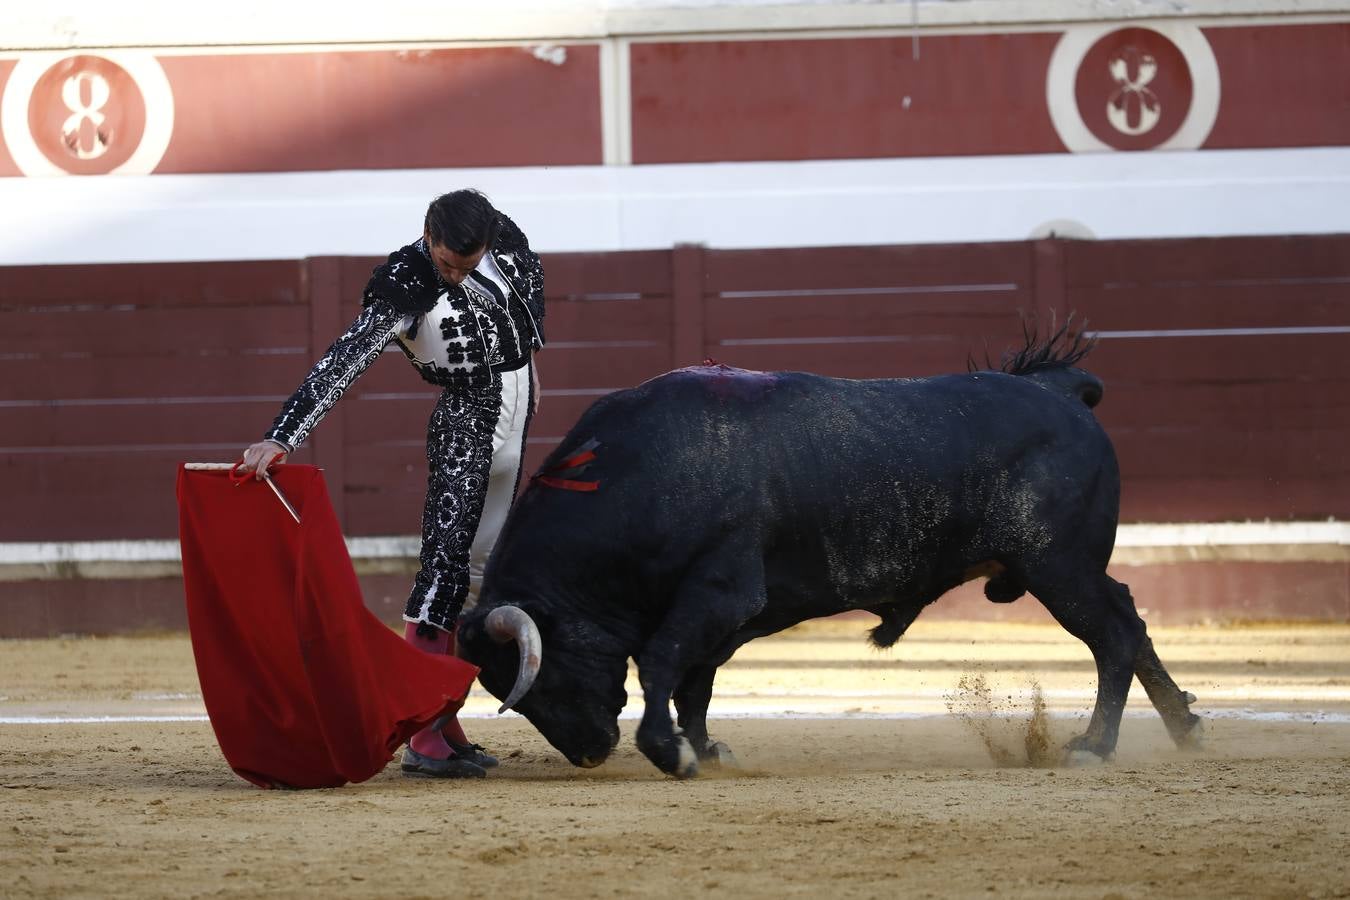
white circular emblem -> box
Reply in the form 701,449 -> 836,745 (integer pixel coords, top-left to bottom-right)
1,51 -> 174,176
1046,22 -> 1220,153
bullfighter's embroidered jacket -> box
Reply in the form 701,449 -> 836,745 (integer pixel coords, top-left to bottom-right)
261,211 -> 545,628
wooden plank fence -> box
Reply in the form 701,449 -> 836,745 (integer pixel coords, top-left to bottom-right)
3,235 -> 1348,542
2,235 -> 1347,633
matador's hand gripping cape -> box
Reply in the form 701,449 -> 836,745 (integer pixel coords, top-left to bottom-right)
176,464 -> 479,789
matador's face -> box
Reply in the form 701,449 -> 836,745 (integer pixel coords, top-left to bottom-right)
425,237 -> 486,286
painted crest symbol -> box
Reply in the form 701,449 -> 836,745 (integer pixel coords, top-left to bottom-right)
60,70 -> 116,159
1106,46 -> 1162,137
1046,23 -> 1220,153
1,51 -> 174,176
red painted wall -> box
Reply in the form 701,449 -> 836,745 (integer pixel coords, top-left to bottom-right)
629,23 -> 1350,162
1204,23 -> 1350,149
0,45 -> 603,177
154,47 -> 604,173
631,33 -> 1064,162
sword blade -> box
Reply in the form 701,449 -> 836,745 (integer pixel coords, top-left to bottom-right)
262,472 -> 301,524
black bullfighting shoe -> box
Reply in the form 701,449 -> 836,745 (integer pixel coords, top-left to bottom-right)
448,741 -> 499,769
400,746 -> 486,779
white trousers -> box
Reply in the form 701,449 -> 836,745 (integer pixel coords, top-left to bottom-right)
463,363 -> 531,612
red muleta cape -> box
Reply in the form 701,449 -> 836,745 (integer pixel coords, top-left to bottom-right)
176,464 -> 478,789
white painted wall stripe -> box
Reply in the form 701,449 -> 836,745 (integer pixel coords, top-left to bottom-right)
0,522 -> 1343,571
1113,522 -> 1350,548
7,709 -> 1350,726
613,37 -> 633,166
0,395 -> 290,409
719,284 -> 1020,299
1091,327 -> 1350,339
598,37 -> 624,166
0,716 -> 211,724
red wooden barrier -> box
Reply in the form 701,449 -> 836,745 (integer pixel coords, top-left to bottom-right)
2,235 -> 1347,544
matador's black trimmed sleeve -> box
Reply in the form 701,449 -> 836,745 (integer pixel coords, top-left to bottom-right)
264,298 -> 405,451
493,212 -> 546,348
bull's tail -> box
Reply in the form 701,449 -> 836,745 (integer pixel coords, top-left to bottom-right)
984,315 -> 1103,408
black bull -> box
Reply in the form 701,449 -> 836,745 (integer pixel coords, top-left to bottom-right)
457,336 -> 1202,777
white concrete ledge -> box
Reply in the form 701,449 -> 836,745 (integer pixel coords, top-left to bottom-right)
1111,522 -> 1350,565
0,536 -> 423,581
3,149 -> 1349,266
0,522 -> 1344,581
1114,521 -> 1350,547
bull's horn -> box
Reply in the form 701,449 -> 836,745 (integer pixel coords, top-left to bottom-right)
485,606 -> 542,714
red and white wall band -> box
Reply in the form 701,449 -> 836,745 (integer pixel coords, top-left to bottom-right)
2,21 -> 1346,174
0,17 -> 1346,262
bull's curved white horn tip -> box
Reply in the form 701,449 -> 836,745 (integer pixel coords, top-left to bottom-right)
497,702 -> 512,715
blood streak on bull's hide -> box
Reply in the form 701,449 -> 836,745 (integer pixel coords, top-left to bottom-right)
668,362 -> 781,401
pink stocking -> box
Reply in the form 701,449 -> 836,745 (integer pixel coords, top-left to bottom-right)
440,624 -> 471,747
404,622 -> 453,758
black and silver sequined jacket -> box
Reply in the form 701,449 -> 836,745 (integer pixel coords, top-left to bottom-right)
264,212 -> 545,451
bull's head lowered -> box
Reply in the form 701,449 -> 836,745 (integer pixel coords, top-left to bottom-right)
455,601 -> 629,768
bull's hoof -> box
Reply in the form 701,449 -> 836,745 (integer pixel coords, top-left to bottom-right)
1062,735 -> 1113,767
638,729 -> 700,779
699,741 -> 738,768
1064,749 -> 1107,768
672,735 -> 699,779
1174,716 -> 1205,752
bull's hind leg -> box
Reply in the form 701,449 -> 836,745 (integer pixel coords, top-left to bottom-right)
1134,632 -> 1203,749
1028,569 -> 1144,762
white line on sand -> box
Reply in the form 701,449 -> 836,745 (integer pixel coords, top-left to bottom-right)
6,709 -> 1350,725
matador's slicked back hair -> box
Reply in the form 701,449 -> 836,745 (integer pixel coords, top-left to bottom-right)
425,189 -> 501,256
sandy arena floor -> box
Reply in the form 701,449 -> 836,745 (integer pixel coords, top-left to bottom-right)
2,619 -> 1349,899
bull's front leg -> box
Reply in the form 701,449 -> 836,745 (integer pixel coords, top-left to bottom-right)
634,553 -> 766,777
635,653 -> 701,779
635,557 -> 766,778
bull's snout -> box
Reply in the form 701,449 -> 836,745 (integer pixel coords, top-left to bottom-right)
570,725 -> 620,769
569,744 -> 612,768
